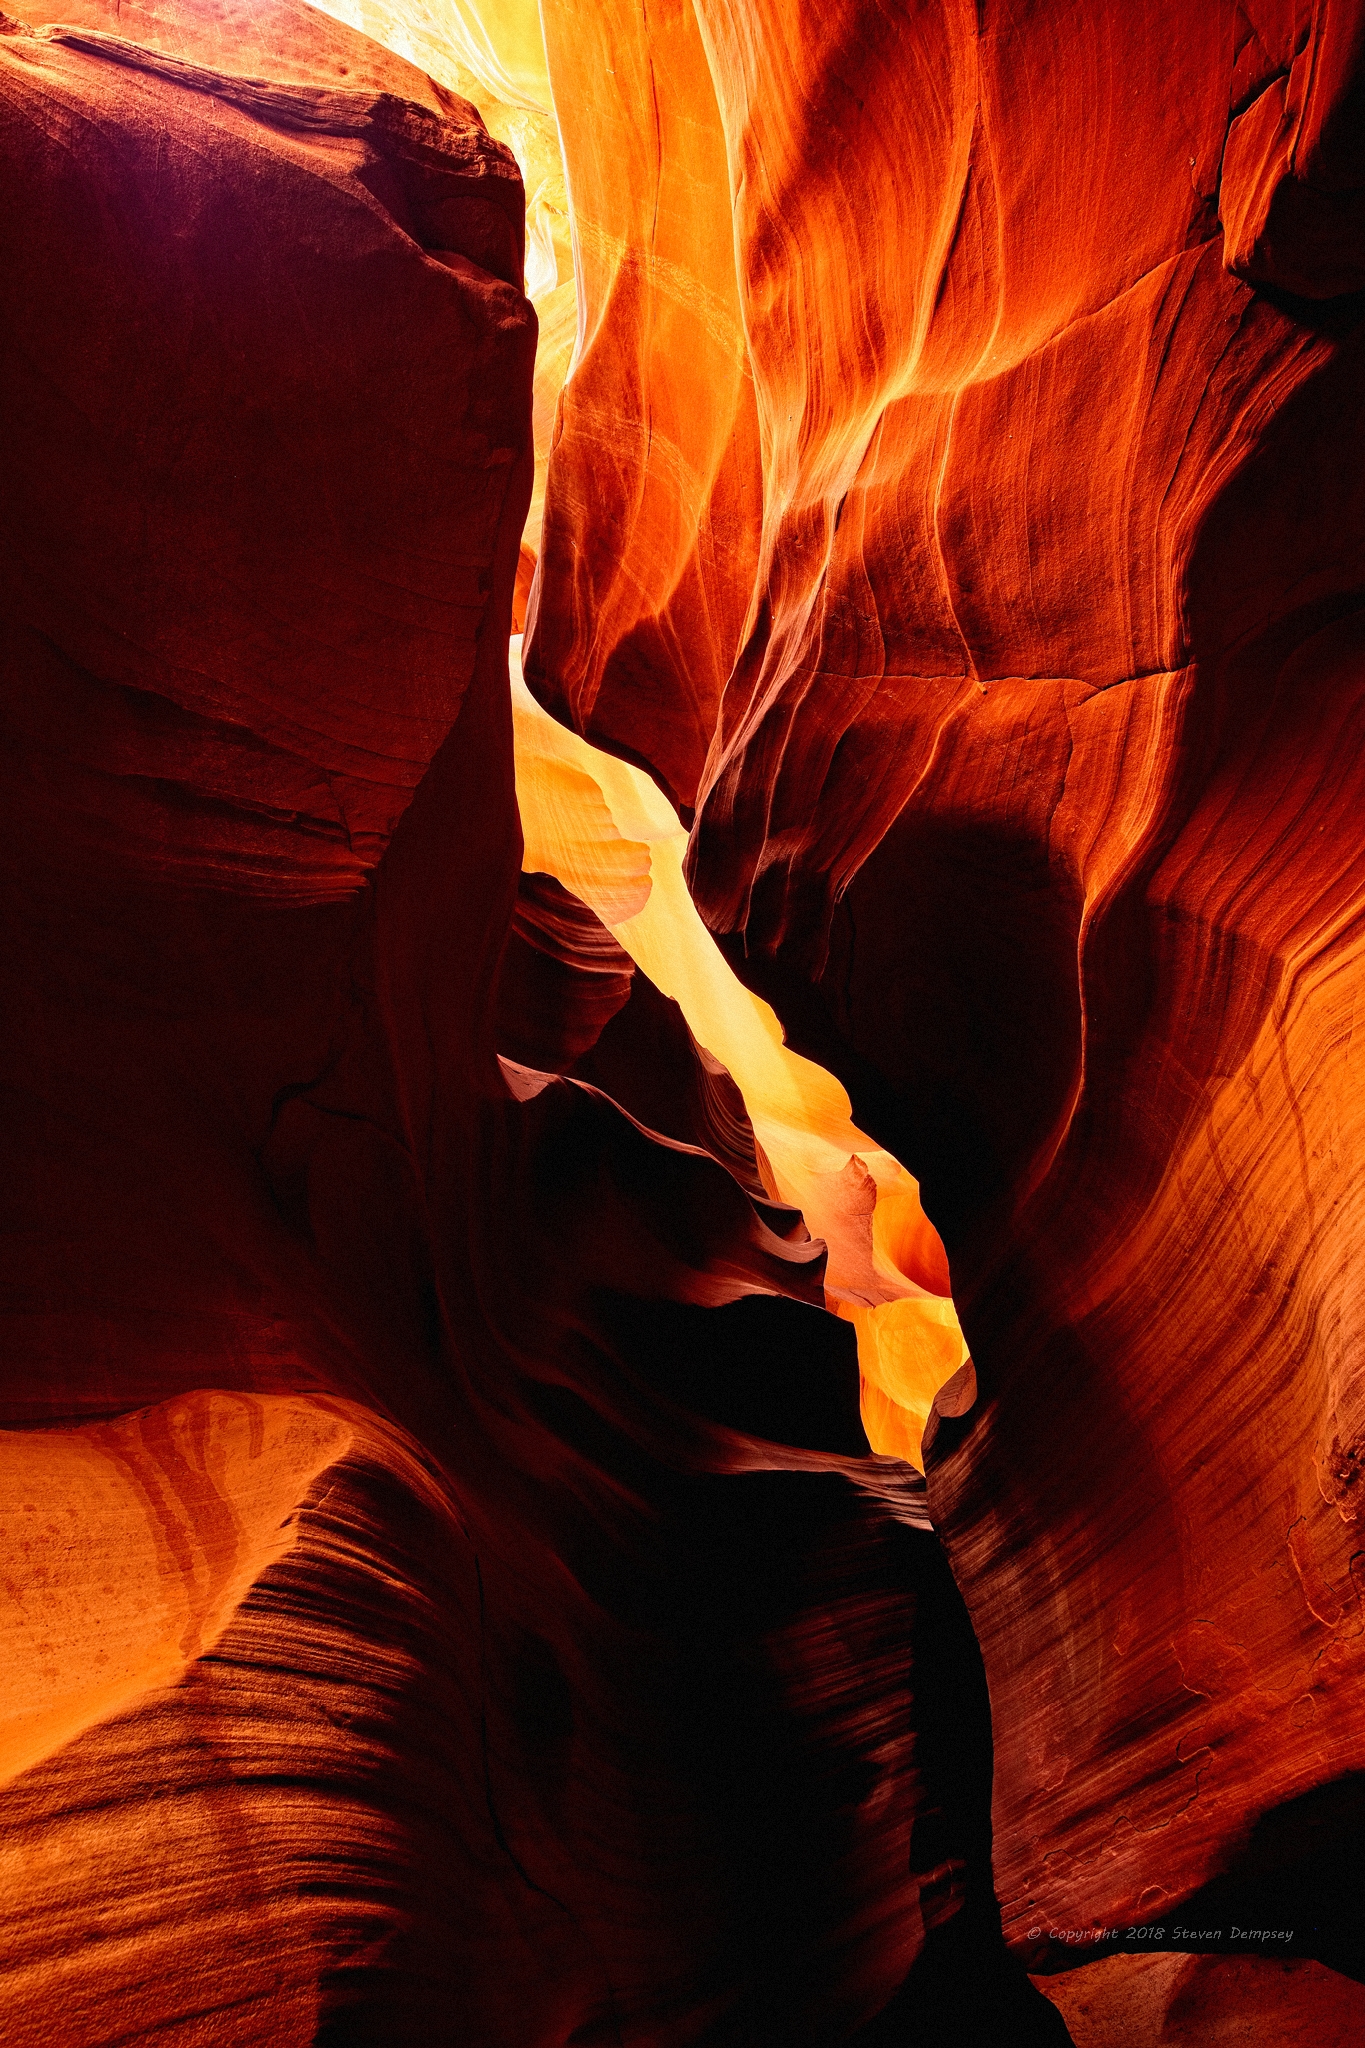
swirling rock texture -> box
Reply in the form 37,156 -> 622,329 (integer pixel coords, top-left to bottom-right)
1,0 -> 1057,2042
5,2 -> 1364,2047
519,0 -> 1365,2037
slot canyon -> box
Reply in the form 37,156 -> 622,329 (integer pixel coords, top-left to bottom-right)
2,0 -> 1364,2040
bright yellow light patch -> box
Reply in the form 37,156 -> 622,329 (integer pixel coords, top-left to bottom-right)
510,643 -> 968,1466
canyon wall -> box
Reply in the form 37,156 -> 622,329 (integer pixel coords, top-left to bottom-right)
3,0 -> 1363,2040
1,1 -> 1062,2039
522,0 -> 1365,1993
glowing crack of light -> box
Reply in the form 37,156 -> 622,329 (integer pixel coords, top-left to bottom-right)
510,639 -> 968,1466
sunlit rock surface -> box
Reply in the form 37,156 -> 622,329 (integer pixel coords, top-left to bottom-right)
1036,1950 -> 1365,2048
4,0 -> 1364,2039
521,0 -> 762,818
518,0 -> 1365,2018
510,644 -> 968,1460
0,1 -> 1063,2040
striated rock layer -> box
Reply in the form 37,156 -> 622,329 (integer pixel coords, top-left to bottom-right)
7,0 -> 1364,2035
522,0 -> 1365,1996
0,1 -> 1067,2040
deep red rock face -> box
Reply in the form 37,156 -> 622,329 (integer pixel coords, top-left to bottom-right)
6,0 -> 1364,2040
521,0 -> 1365,2008
0,4 -> 1069,2042
2,0 -> 535,1419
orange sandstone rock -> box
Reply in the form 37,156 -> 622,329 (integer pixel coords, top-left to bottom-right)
9,0 -> 1361,2033
0,3 -> 1063,2040
525,0 -> 1365,1994
522,0 -> 763,815
1036,1951 -> 1365,2048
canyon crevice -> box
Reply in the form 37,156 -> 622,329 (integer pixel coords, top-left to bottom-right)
3,1 -> 1364,2043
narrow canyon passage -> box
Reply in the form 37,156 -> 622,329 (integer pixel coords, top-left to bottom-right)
508,638 -> 968,1466
2,2 -> 1365,2045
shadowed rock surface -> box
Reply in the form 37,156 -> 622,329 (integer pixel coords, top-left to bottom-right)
0,1 -> 1066,2040
521,0 -> 1365,2028
5,0 -> 1364,2041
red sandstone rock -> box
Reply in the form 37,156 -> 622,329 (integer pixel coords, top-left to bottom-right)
10,0 -> 1362,2035
525,0 -> 1365,2007
1036,1951 -> 1365,2048
521,0 -> 763,816
0,3 -> 1065,2041
1,0 -> 532,1423
496,869 -> 636,1071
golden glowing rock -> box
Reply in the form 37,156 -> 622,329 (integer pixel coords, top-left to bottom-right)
8,0 -> 1365,2038
522,0 -> 763,813
519,0 -> 1365,1989
0,1395 -> 352,1786
511,639 -> 966,1462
